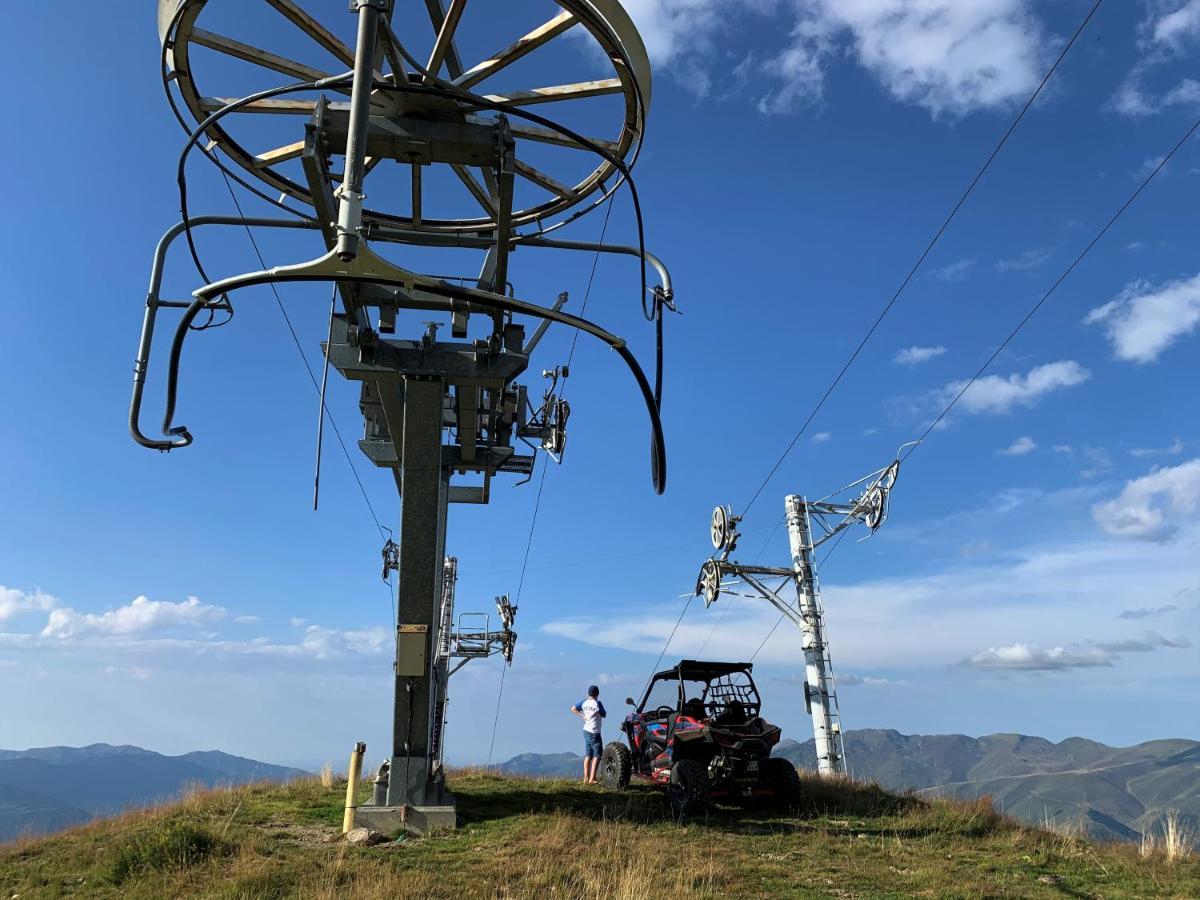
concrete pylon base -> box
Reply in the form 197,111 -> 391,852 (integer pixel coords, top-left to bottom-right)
354,796 -> 457,836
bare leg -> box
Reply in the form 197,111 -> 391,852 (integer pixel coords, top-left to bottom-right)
582,756 -> 589,782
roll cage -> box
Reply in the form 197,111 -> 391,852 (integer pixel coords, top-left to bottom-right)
635,660 -> 762,720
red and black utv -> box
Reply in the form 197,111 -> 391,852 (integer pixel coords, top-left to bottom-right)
600,660 -> 802,815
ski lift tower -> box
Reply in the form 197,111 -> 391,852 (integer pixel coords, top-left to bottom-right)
696,457 -> 903,776
132,1 -> 671,834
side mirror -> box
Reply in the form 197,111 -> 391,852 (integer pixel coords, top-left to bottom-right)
625,697 -> 635,706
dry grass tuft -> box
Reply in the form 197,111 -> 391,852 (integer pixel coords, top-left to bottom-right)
1162,810 -> 1196,864
320,762 -> 334,789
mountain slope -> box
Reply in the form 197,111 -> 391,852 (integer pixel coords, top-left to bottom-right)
778,729 -> 1200,842
0,744 -> 307,842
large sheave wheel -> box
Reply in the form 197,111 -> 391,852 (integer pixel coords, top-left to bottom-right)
158,0 -> 651,234
600,741 -> 631,790
667,758 -> 710,818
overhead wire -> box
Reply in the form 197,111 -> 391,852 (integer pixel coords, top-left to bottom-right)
903,114 -> 1200,460
749,528 -> 851,663
486,194 -> 617,766
742,111 -> 1199,665
217,170 -> 388,540
737,0 -> 1106,518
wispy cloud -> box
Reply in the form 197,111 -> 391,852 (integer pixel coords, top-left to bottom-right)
938,361 -> 1090,415
1131,438 -> 1184,458
931,259 -> 975,282
1081,446 -> 1113,480
996,246 -> 1054,272
1110,2 -> 1200,116
0,586 -> 58,623
42,595 -> 225,640
811,431 -> 832,444
962,631 -> 1190,671
1084,273 -> 1200,363
998,436 -> 1037,457
1093,457 -> 1200,541
894,345 -> 947,366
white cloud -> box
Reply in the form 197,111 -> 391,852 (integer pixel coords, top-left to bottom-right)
836,673 -> 905,686
0,586 -> 58,623
623,0 -> 1048,118
939,360 -> 1090,415
618,0 -> 727,66
1052,444 -> 1073,455
1153,1 -> 1200,45
233,615 -> 263,624
1092,458 -> 1200,541
1111,3 -> 1200,116
931,259 -> 975,282
1084,274 -> 1200,363
811,431 -> 832,444
996,246 -> 1054,272
290,617 -> 307,627
962,632 -> 1189,671
894,345 -> 946,366
42,595 -> 226,639
759,0 -> 1048,118
1131,438 -> 1184,459
259,625 -> 391,661
963,643 -> 1114,671
998,436 -> 1037,457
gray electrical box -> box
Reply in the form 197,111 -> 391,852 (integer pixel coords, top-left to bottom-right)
396,624 -> 428,676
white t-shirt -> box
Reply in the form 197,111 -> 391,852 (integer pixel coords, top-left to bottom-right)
577,696 -> 606,733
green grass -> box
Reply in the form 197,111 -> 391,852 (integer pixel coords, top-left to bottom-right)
1,770 -> 1196,898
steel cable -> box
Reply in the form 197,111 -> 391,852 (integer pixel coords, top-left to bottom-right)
738,0 -> 1106,517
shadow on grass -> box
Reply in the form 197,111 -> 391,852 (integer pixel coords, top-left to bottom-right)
448,769 -> 953,838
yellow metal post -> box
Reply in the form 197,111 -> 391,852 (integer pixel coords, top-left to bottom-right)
342,741 -> 367,833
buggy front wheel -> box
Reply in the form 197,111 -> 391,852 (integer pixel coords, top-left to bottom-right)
601,742 -> 632,790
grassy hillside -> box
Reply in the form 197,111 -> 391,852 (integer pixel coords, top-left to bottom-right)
1,770 -> 1196,899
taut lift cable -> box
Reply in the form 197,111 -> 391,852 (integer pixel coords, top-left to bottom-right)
738,0 -> 1107,517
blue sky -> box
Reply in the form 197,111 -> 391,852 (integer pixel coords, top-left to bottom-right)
1,1 -> 1197,772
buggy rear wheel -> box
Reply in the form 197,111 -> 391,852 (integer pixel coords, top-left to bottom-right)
765,757 -> 803,811
600,741 -> 632,790
667,758 -> 710,818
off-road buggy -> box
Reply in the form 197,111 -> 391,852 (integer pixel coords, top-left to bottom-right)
600,660 -> 801,815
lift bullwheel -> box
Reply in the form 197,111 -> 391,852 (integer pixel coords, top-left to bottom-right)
159,0 -> 651,233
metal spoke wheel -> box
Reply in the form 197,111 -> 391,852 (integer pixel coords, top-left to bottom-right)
697,559 -> 721,607
710,505 -> 729,550
863,485 -> 884,530
159,0 -> 650,233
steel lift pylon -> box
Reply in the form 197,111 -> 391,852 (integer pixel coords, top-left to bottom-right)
131,0 -> 671,833
696,456 -> 904,777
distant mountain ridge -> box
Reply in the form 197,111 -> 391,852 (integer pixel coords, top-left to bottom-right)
0,743 -> 307,842
499,729 -> 1200,842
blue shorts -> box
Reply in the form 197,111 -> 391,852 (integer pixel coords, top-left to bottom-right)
583,731 -> 603,758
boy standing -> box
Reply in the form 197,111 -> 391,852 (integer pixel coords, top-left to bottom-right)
570,685 -> 606,784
